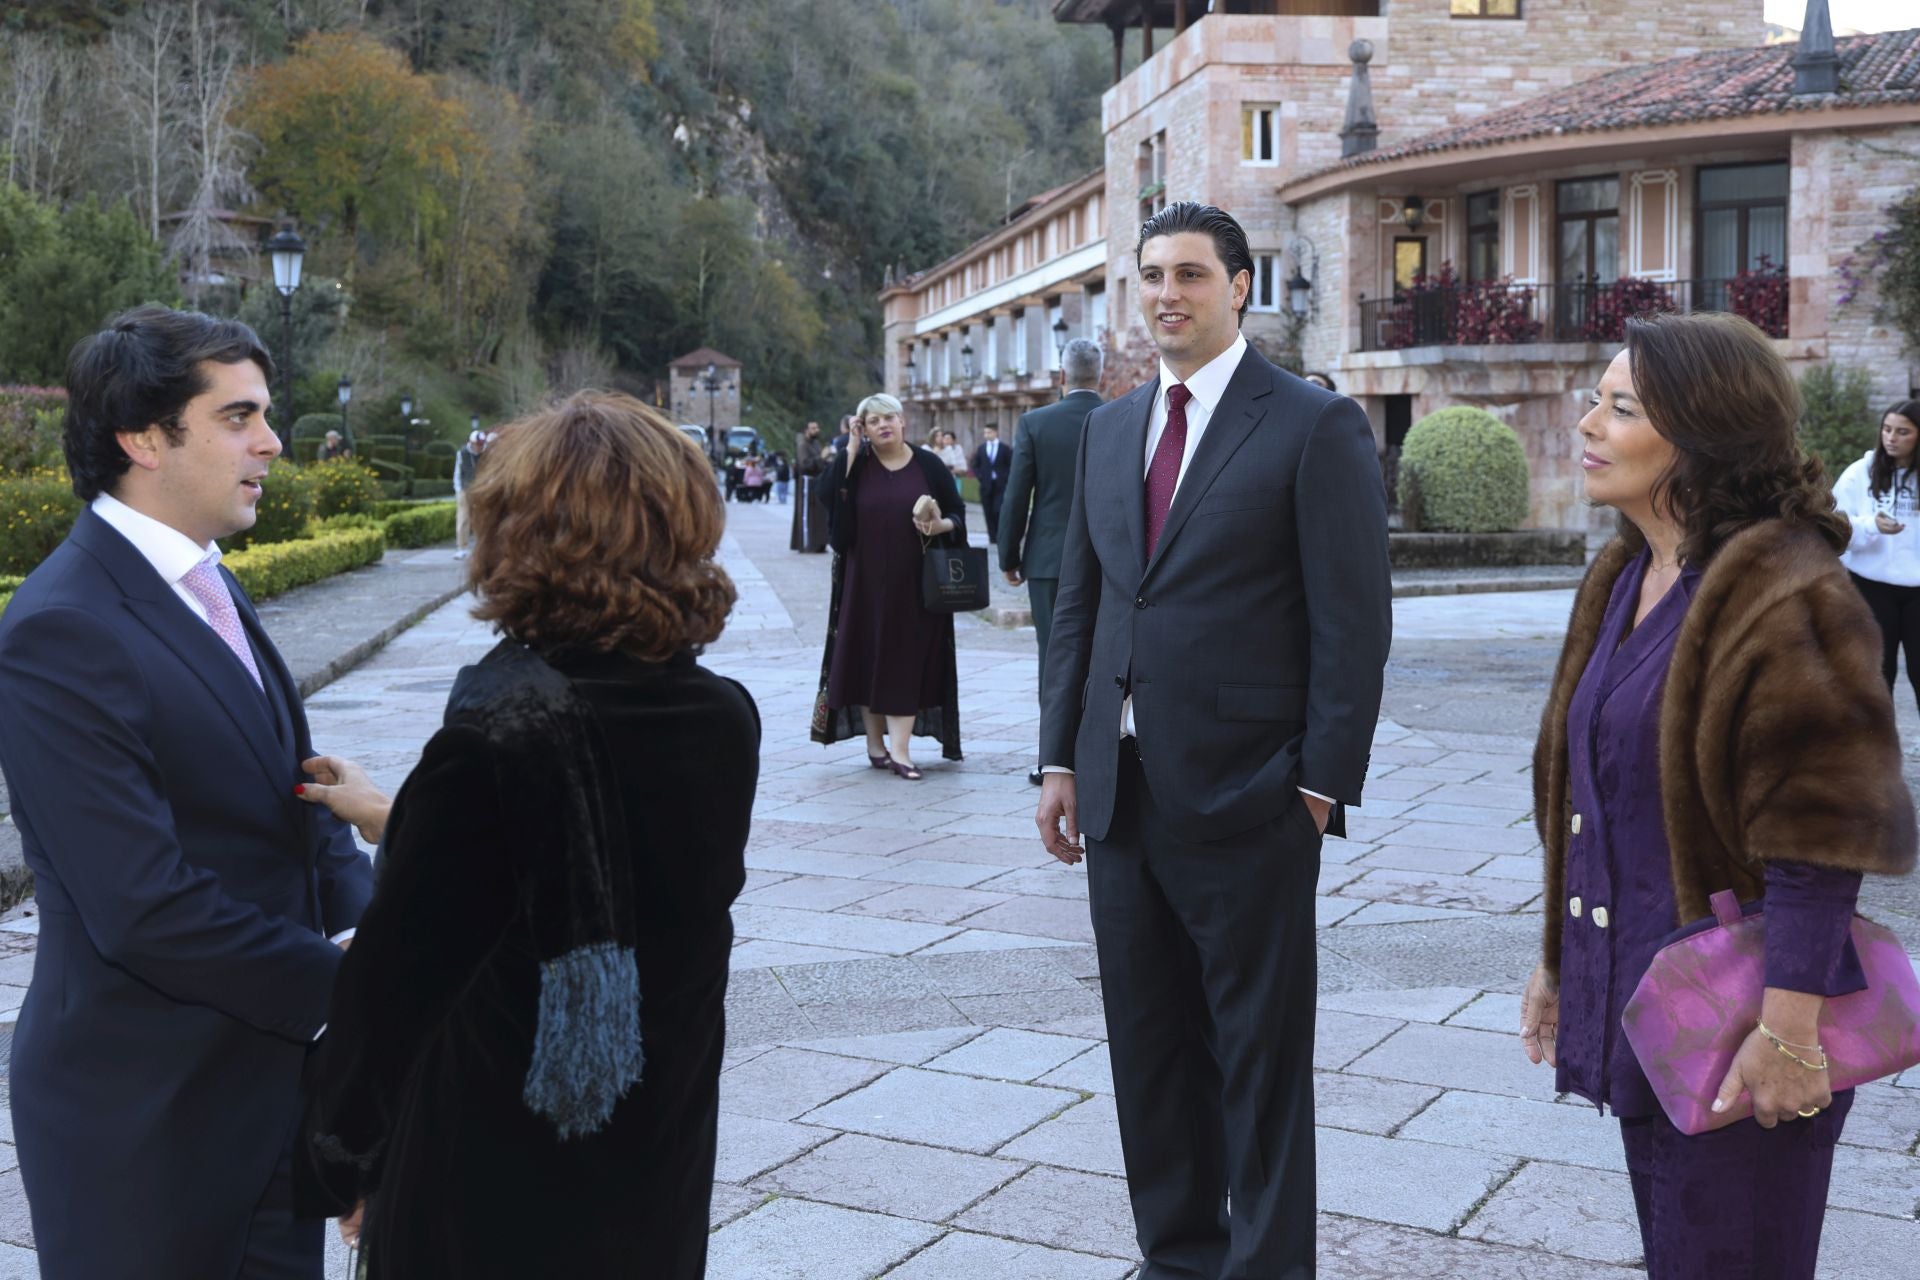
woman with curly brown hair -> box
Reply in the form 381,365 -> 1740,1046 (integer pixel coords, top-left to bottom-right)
1519,313 -> 1915,1278
292,392 -> 759,1279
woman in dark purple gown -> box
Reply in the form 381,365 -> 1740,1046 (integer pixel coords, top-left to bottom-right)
1523,312 -> 1914,1278
811,393 -> 966,777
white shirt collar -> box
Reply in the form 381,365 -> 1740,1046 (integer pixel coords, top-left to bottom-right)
91,492 -> 221,588
1157,332 -> 1248,415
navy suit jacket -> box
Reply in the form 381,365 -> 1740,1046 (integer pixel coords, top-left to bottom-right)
999,389 -> 1103,580
0,508 -> 374,1279
971,438 -> 1013,502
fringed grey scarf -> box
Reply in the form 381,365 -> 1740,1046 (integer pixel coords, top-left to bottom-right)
445,640 -> 643,1140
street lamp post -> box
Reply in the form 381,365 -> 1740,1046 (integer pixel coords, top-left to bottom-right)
695,361 -> 732,465
336,375 -> 352,451
1052,317 -> 1070,387
469,412 -> 481,442
267,227 -> 306,453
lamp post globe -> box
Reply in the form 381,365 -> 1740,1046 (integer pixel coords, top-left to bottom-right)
265,227 -> 306,454
336,375 -> 352,452
400,395 -> 412,418
1287,269 -> 1313,318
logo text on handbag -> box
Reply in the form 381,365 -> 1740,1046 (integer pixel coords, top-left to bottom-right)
948,558 -> 965,584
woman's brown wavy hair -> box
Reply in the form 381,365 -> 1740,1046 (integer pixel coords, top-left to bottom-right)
467,391 -> 736,658
1622,310 -> 1850,566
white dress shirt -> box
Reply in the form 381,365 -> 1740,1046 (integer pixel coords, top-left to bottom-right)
1048,334 -> 1332,805
90,492 -> 222,623
91,493 -> 360,953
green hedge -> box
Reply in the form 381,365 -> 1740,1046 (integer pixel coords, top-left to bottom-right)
223,526 -> 385,602
0,573 -> 20,619
383,501 -> 457,548
1397,406 -> 1530,534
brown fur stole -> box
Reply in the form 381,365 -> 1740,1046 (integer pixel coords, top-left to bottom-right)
1532,520 -> 1916,976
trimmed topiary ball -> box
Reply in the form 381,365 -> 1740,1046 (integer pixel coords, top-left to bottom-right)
1397,406 -> 1529,533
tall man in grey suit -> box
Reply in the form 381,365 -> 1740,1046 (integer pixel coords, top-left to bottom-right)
1035,203 -> 1391,1279
1001,337 -> 1104,786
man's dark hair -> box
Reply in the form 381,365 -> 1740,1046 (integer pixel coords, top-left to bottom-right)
1134,201 -> 1255,325
63,304 -> 274,501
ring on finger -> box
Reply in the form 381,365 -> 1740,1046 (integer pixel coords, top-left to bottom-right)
1797,1106 -> 1822,1118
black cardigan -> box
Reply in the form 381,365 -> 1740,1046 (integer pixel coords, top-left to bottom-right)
820,444 -> 967,554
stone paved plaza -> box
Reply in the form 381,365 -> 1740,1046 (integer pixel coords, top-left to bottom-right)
0,501 -> 1916,1277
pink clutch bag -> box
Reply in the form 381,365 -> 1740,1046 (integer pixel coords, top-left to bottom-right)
1621,889 -> 1920,1135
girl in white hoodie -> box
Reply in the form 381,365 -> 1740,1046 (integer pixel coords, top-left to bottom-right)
1835,398 -> 1920,716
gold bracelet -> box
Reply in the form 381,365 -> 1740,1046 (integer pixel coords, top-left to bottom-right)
1757,1020 -> 1829,1071
1755,1019 -> 1822,1053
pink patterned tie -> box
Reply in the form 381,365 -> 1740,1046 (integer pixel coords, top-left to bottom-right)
1145,383 -> 1192,558
180,559 -> 264,692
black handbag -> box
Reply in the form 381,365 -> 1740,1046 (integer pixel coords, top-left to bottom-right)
921,535 -> 989,613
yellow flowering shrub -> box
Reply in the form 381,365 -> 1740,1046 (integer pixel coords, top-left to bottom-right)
0,468 -> 83,575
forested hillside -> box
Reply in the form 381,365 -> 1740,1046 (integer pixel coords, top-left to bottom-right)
0,0 -> 1114,439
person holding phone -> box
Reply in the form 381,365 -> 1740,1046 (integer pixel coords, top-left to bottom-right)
1835,399 -> 1920,724
810,394 -> 966,777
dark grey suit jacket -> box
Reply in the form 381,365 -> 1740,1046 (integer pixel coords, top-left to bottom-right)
1038,345 -> 1391,844
999,389 -> 1102,580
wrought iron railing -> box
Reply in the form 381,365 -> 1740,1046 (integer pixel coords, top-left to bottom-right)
1357,271 -> 1789,353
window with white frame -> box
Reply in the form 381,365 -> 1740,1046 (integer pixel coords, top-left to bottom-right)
1088,286 -> 1108,339
1012,309 -> 1029,376
985,323 -> 999,378
1249,253 -> 1282,313
1242,105 -> 1279,166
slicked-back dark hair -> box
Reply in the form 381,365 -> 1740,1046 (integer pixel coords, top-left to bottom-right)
1134,201 -> 1255,326
62,304 -> 275,501
1869,399 -> 1920,500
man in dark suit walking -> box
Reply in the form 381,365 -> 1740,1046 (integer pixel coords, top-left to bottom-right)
1034,204 -> 1391,1279
970,422 -> 1013,543
1000,337 -> 1104,786
0,306 -> 375,1279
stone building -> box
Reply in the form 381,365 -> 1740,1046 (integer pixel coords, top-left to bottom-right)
1285,18 -> 1920,527
668,347 -> 743,435
879,172 -> 1109,449
878,0 -> 1920,529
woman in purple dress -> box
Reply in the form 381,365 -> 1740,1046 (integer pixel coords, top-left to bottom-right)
811,393 -> 966,778
1522,312 -> 1915,1278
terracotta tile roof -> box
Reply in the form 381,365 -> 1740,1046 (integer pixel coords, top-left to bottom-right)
1334,28 -> 1920,172
668,346 -> 742,369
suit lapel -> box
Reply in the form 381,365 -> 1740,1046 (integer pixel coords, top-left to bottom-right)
72,513 -> 292,798
1117,380 -> 1156,579
1143,349 -> 1274,581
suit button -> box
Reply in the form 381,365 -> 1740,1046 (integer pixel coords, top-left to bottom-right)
1570,813 -> 1582,835
1134,596 -> 1147,609
1114,676 -> 1125,688
1592,906 -> 1611,930
1570,896 -> 1583,918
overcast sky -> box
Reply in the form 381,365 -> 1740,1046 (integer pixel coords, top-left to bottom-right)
1763,0 -> 1915,32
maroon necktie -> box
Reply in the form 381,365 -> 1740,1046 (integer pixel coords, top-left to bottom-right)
1145,383 -> 1192,558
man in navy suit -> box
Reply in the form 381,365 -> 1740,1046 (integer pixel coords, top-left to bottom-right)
0,305 -> 374,1279
970,423 -> 1014,544
1035,204 -> 1391,1278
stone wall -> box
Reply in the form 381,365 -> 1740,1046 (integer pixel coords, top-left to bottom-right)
1795,125 -> 1920,407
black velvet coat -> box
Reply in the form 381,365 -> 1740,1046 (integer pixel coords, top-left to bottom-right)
810,443 -> 966,759
301,649 -> 759,1278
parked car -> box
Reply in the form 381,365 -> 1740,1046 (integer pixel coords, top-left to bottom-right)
678,424 -> 712,454
726,426 -> 763,458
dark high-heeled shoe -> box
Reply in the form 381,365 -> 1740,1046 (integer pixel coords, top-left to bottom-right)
868,753 -> 890,770
886,757 -> 923,781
